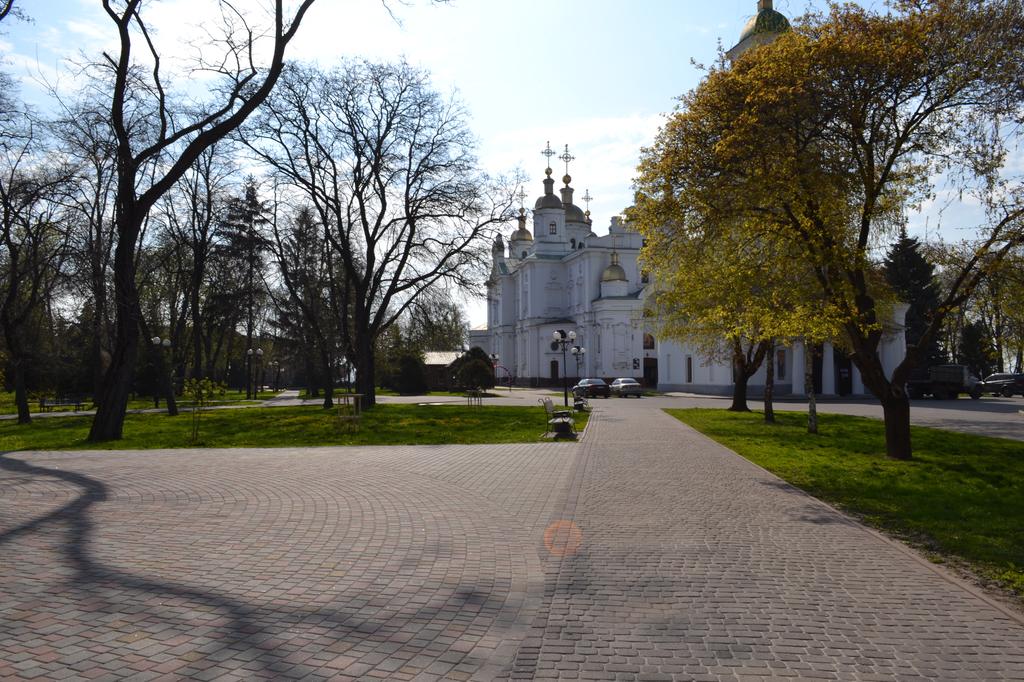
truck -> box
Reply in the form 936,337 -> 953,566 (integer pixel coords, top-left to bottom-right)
906,364 -> 982,400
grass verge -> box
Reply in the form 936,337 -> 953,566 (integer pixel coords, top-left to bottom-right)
666,408 -> 1024,602
1,403 -> 588,451
0,390 -> 277,414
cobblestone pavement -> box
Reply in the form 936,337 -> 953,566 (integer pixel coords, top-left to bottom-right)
2,400 -> 1023,680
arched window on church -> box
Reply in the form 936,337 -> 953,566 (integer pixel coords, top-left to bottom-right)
521,250 -> 527,259
570,238 -> 576,249
549,221 -> 557,235
643,333 -> 655,350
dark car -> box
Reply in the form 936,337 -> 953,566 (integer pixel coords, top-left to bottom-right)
978,373 -> 1024,397
573,378 -> 610,398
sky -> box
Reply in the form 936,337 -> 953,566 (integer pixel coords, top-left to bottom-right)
1,0 -> 997,329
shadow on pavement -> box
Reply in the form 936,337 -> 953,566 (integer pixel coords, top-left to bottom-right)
0,452 -> 511,679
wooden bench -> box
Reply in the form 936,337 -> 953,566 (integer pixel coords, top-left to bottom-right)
39,396 -> 85,412
539,397 -> 575,438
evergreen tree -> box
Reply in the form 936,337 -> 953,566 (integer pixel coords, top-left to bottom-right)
216,177 -> 271,397
883,227 -> 946,367
393,353 -> 428,395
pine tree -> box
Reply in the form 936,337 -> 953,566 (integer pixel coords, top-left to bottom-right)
883,227 -> 946,367
216,177 -> 271,398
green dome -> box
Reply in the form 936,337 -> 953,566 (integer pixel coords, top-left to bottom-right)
739,8 -> 790,43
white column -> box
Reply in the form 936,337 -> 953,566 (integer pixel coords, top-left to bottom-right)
791,340 -> 805,395
822,341 -> 836,395
852,364 -> 864,395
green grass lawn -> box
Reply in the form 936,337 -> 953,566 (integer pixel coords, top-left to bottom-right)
1,403 -> 589,451
667,408 -> 1024,600
0,390 -> 275,414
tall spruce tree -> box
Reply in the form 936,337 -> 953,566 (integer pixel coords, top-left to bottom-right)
216,178 -> 271,398
883,227 -> 946,368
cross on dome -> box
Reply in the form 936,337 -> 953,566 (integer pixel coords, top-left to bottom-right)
559,144 -> 575,185
516,186 -> 528,209
540,141 -> 556,175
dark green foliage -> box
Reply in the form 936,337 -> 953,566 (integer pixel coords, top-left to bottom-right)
457,359 -> 495,390
449,347 -> 495,390
959,320 -> 998,378
393,353 -> 428,395
883,229 -> 946,367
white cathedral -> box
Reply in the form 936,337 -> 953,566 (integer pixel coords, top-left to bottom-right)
469,0 -> 908,397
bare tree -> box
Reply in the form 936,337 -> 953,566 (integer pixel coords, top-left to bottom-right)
267,204 -> 343,407
160,144 -> 236,380
244,60 -> 515,407
50,98 -> 120,398
89,0 -> 316,440
0,79 -> 75,423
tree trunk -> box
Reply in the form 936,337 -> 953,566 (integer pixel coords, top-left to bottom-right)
0,312 -> 30,424
158,349 -> 178,417
318,347 -> 334,409
729,369 -> 751,412
191,267 -> 204,379
881,394 -> 912,460
354,335 -> 377,409
805,345 -> 817,434
764,343 -> 775,424
89,228 -> 143,441
11,357 -> 31,425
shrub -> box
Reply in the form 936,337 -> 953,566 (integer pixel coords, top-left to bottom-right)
393,354 -> 429,395
458,358 -> 495,390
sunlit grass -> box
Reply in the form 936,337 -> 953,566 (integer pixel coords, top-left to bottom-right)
1,403 -> 588,451
667,408 -> 1024,600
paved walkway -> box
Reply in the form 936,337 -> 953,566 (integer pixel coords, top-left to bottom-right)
1,400 -> 1023,680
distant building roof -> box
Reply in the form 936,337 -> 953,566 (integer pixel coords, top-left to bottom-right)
423,351 -> 462,367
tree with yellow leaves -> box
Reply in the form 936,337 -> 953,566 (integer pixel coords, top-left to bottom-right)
635,0 -> 1024,459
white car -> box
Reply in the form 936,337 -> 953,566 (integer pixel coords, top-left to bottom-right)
610,378 -> 643,398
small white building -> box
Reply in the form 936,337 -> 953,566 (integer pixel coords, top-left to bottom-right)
469,0 -> 908,396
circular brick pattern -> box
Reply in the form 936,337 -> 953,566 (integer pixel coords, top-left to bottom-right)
2,403 -> 1024,681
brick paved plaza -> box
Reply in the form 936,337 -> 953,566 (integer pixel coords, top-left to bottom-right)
2,400 -> 1023,680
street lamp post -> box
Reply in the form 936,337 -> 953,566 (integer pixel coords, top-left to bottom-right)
271,361 -> 281,391
571,344 -> 586,382
552,329 -> 576,408
489,353 -> 499,386
151,336 -> 178,416
246,348 -> 264,398
246,348 -> 254,399
255,348 -> 264,398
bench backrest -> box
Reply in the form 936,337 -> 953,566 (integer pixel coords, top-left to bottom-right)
540,397 -> 555,416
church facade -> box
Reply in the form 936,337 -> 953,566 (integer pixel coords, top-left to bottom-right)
468,1 -> 908,397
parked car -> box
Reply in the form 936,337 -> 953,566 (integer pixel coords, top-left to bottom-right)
573,378 -> 610,398
610,377 -> 643,398
978,373 -> 1024,397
